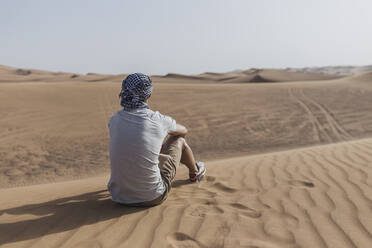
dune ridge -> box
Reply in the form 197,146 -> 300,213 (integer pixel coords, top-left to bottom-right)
345,71 -> 372,83
162,68 -> 340,83
0,65 -> 127,83
285,65 -> 372,76
1,64 -> 342,84
2,138 -> 372,247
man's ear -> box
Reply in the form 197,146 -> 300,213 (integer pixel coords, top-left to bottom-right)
145,94 -> 151,103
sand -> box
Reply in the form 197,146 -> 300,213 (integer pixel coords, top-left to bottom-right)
2,138 -> 372,247
1,65 -> 372,247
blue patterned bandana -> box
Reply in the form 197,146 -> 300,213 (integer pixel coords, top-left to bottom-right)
119,73 -> 152,109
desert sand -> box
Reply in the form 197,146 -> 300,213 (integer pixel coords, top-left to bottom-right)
1,65 -> 372,247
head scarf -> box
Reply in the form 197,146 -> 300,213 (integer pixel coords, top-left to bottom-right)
119,73 -> 152,109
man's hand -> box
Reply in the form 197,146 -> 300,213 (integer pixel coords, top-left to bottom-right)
169,124 -> 188,137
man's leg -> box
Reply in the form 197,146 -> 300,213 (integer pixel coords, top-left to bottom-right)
162,135 -> 198,174
120,136 -> 200,207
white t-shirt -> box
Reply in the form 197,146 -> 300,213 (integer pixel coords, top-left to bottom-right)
107,108 -> 177,204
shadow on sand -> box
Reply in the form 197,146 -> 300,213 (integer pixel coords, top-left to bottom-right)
171,179 -> 192,188
0,190 -> 146,245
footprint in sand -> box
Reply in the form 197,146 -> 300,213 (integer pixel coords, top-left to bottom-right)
208,178 -> 259,194
229,203 -> 262,218
186,204 -> 224,218
212,182 -> 238,193
288,180 -> 315,188
206,176 -> 216,182
167,232 -> 206,248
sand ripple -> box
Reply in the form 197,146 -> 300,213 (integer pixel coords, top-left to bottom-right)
1,138 -> 372,247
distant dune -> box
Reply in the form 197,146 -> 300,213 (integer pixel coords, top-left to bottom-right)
3,64 -> 371,84
346,71 -> 372,82
285,65 -> 372,76
162,68 -> 340,83
162,73 -> 210,81
0,65 -> 127,83
220,69 -> 339,83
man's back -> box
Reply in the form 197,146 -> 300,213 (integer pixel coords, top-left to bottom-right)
107,73 -> 205,207
108,108 -> 176,204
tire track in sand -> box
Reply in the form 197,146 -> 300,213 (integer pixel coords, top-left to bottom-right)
289,88 -> 328,142
288,87 -> 352,143
297,88 -> 352,141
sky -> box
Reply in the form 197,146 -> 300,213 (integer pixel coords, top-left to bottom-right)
1,0 -> 372,75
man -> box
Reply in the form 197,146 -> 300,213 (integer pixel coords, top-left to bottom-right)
108,73 -> 206,207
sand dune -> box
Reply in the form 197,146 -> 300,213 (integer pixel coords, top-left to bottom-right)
2,138 -> 372,247
345,71 -> 372,83
219,69 -> 339,83
1,66 -> 372,188
1,65 -> 372,247
286,65 -> 372,76
0,64 -> 347,84
162,68 -> 340,83
0,65 -> 126,83
163,73 -> 211,81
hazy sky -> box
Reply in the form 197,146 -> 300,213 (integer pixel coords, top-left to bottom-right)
1,0 -> 372,75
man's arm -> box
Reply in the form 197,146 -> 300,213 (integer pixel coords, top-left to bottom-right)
169,123 -> 188,137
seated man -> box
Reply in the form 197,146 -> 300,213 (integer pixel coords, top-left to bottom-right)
107,73 -> 206,207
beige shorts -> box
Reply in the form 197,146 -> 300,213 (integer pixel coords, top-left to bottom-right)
124,143 -> 182,207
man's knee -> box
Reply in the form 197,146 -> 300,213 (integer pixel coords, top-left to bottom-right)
168,136 -> 186,149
